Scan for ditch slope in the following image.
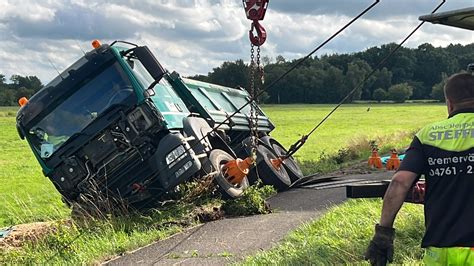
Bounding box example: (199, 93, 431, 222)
(106, 170, 392, 265)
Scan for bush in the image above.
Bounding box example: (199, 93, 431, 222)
(387, 83, 413, 103)
(430, 73, 448, 102)
(372, 88, 387, 102)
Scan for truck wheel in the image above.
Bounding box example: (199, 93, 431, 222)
(256, 144, 291, 191)
(269, 139, 303, 182)
(209, 149, 249, 199)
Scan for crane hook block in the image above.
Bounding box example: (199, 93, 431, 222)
(243, 0, 269, 21)
(243, 0, 269, 46)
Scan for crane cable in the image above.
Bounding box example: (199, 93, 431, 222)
(198, 0, 381, 160)
(139, 0, 381, 189)
(283, 0, 446, 159)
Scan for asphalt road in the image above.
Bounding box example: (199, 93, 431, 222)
(106, 171, 392, 265)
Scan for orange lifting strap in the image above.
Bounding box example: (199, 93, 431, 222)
(386, 149, 401, 170)
(368, 149, 383, 169)
(224, 157, 254, 185)
(270, 157, 283, 170)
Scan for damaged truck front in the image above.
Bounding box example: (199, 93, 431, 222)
(16, 41, 300, 210)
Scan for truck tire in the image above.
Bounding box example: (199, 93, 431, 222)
(209, 149, 249, 199)
(269, 139, 303, 182)
(256, 144, 291, 191)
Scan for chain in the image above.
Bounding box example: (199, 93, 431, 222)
(248, 44, 264, 162)
(249, 44, 258, 162)
(256, 46, 264, 89)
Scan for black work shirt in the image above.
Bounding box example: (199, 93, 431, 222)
(398, 110, 474, 248)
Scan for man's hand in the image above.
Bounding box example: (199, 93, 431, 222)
(365, 224, 395, 266)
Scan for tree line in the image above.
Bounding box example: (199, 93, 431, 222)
(189, 43, 473, 103)
(0, 42, 471, 106)
(0, 74, 43, 106)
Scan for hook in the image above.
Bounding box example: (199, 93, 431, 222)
(249, 20, 267, 46)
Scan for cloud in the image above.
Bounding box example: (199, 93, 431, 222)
(0, 0, 472, 84)
(270, 0, 474, 19)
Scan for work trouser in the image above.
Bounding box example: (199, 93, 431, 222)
(424, 247, 474, 265)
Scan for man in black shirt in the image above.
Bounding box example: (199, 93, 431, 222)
(365, 73, 474, 265)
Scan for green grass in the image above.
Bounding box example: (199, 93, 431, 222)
(263, 103, 446, 173)
(0, 107, 69, 227)
(240, 103, 447, 265)
(264, 103, 446, 158)
(241, 199, 424, 265)
(0, 104, 447, 264)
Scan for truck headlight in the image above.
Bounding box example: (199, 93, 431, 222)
(166, 145, 186, 167)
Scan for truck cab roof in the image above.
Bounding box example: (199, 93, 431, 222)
(419, 7, 474, 30)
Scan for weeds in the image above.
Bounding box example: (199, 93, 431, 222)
(0, 198, 212, 264)
(297, 130, 418, 175)
(0, 175, 276, 264)
(221, 182, 276, 216)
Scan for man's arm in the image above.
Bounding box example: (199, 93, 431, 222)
(379, 170, 418, 227)
(365, 136, 425, 265)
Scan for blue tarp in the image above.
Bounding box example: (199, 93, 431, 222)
(381, 154, 405, 165)
(0, 227, 13, 238)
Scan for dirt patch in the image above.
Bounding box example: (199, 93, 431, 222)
(194, 205, 225, 223)
(0, 222, 54, 250)
(330, 160, 384, 176)
(0, 220, 73, 251)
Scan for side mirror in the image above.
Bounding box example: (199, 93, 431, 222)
(133, 46, 166, 84)
(468, 63, 474, 74)
(144, 88, 156, 98)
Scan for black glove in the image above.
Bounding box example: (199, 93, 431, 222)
(365, 224, 395, 266)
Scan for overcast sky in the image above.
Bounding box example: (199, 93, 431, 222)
(0, 0, 472, 84)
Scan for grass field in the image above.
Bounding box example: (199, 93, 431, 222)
(242, 199, 424, 265)
(265, 103, 446, 173)
(0, 104, 447, 263)
(0, 107, 69, 227)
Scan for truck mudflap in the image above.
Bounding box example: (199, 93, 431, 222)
(148, 132, 201, 190)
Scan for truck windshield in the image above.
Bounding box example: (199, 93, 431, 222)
(27, 62, 135, 158)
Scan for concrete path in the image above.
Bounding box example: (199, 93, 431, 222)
(106, 171, 392, 265)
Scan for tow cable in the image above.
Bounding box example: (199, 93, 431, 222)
(282, 0, 446, 165)
(143, 0, 382, 189)
(100, 0, 446, 192)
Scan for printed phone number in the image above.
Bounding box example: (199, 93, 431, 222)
(429, 165, 474, 176)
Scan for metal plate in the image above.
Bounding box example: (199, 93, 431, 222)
(419, 7, 474, 31)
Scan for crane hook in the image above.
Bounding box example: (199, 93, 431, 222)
(249, 21, 267, 46)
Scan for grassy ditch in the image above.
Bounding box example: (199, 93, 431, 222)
(0, 182, 275, 264)
(241, 199, 425, 265)
(0, 104, 446, 226)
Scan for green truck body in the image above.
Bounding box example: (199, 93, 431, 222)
(15, 41, 290, 209)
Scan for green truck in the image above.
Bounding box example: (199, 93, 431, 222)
(15, 41, 302, 210)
